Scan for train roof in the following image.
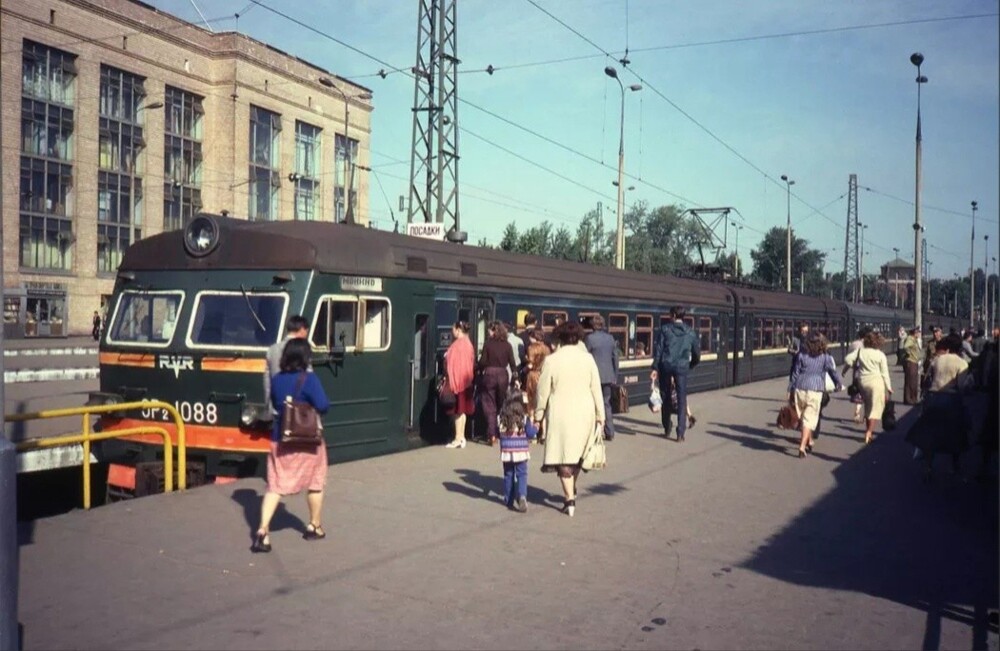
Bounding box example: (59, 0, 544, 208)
(121, 216, 736, 307)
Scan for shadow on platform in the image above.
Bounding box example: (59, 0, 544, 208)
(736, 406, 999, 650)
(231, 487, 307, 538)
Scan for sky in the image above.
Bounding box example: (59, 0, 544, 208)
(154, 0, 1000, 281)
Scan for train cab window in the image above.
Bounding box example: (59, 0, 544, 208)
(699, 317, 713, 353)
(187, 291, 286, 349)
(311, 295, 391, 352)
(635, 314, 653, 358)
(608, 313, 628, 356)
(108, 290, 184, 347)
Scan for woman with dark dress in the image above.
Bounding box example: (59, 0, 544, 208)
(253, 338, 331, 553)
(478, 321, 518, 446)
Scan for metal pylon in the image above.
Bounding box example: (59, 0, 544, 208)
(406, 0, 464, 241)
(843, 174, 859, 301)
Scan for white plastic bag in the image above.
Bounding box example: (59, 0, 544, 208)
(648, 378, 663, 413)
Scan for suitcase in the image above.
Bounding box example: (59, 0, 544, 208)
(611, 384, 629, 414)
(776, 404, 799, 430)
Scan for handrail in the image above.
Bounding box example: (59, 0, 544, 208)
(15, 427, 172, 510)
(6, 400, 187, 496)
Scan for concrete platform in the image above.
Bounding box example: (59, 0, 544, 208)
(15, 371, 999, 650)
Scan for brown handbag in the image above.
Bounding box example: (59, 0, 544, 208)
(280, 373, 323, 446)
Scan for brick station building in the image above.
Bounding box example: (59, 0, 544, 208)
(1, 0, 373, 337)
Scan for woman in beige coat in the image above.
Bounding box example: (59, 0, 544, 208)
(842, 330, 893, 445)
(532, 321, 605, 517)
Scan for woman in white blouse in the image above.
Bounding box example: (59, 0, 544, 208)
(843, 330, 893, 445)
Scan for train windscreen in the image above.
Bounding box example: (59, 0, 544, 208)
(188, 291, 287, 348)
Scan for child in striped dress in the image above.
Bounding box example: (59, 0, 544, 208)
(498, 390, 536, 513)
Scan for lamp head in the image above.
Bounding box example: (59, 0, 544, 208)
(318, 76, 334, 88)
(628, 84, 642, 92)
(780, 174, 787, 182)
(972, 200, 978, 209)
(910, 52, 924, 67)
(604, 66, 618, 79)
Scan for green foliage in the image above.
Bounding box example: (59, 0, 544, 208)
(749, 226, 826, 292)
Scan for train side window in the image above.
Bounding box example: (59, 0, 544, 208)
(761, 319, 773, 349)
(541, 310, 567, 334)
(699, 317, 712, 352)
(755, 318, 763, 349)
(608, 313, 628, 356)
(775, 320, 784, 346)
(578, 311, 599, 334)
(659, 315, 672, 329)
(635, 314, 653, 358)
(311, 295, 391, 353)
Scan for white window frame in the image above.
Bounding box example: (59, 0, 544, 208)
(184, 289, 289, 352)
(309, 293, 392, 353)
(106, 289, 186, 349)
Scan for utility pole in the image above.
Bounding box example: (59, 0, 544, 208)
(407, 0, 465, 242)
(843, 174, 859, 301)
(911, 52, 927, 331)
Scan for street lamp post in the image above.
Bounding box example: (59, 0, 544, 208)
(730, 221, 743, 277)
(605, 66, 641, 270)
(911, 52, 927, 331)
(780, 174, 794, 292)
(984, 233, 990, 331)
(859, 223, 868, 300)
(970, 200, 978, 329)
(133, 101, 163, 242)
(892, 246, 900, 307)
(319, 77, 372, 225)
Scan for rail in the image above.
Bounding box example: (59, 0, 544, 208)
(6, 401, 188, 508)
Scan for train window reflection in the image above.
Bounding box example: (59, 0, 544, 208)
(188, 291, 286, 349)
(109, 290, 184, 347)
(635, 314, 653, 358)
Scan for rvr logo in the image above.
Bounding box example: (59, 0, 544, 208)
(159, 355, 195, 378)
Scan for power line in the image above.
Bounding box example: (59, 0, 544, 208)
(861, 185, 998, 225)
(458, 13, 997, 75)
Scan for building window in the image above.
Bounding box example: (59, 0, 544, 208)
(20, 41, 76, 271)
(334, 134, 358, 222)
(294, 121, 321, 221)
(21, 99, 73, 160)
(22, 40, 76, 105)
(164, 87, 204, 231)
(97, 171, 141, 273)
(249, 105, 281, 221)
(99, 64, 146, 124)
(98, 65, 147, 272)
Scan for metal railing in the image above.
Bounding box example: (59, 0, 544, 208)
(6, 401, 187, 509)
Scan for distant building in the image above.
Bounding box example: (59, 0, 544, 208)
(2, 0, 373, 337)
(880, 257, 915, 308)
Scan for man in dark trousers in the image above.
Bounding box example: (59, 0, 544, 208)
(585, 315, 620, 441)
(651, 306, 700, 442)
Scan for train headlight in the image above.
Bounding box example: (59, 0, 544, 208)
(184, 214, 220, 257)
(240, 404, 258, 426)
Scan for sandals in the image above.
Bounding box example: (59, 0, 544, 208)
(303, 523, 327, 541)
(251, 530, 272, 553)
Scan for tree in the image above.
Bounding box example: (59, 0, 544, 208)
(749, 227, 826, 292)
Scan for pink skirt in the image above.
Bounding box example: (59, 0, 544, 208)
(267, 440, 328, 496)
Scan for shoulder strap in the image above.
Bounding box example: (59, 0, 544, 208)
(293, 371, 308, 400)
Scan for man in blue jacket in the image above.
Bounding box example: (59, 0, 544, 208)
(651, 306, 701, 442)
(585, 315, 620, 441)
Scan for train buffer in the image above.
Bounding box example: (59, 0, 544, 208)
(15, 371, 998, 650)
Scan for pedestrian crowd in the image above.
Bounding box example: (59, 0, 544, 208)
(783, 319, 998, 482)
(250, 310, 998, 552)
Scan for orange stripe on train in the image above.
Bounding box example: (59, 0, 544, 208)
(100, 417, 272, 453)
(200, 357, 267, 373)
(99, 352, 156, 367)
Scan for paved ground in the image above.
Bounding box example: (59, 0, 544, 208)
(15, 370, 999, 650)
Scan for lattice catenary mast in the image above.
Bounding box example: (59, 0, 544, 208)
(843, 174, 860, 302)
(406, 0, 465, 242)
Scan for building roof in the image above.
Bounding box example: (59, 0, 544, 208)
(881, 258, 914, 269)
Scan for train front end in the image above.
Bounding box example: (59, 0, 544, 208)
(92, 215, 311, 488)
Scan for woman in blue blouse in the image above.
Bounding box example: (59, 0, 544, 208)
(253, 338, 331, 553)
(788, 333, 844, 458)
